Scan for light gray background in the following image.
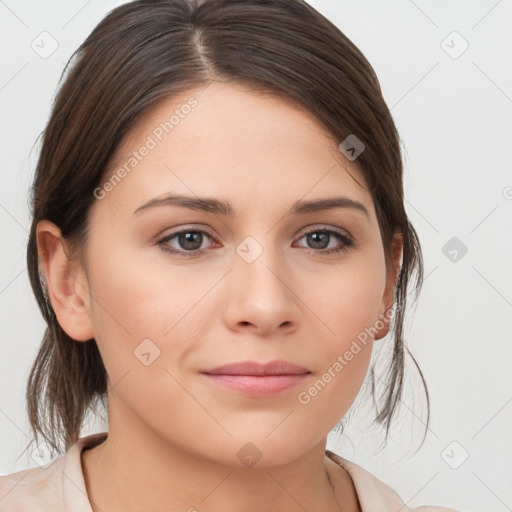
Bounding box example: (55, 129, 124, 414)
(1, 1, 511, 511)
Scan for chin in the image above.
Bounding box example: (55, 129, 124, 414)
(201, 430, 319, 470)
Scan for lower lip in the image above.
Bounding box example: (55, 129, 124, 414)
(202, 374, 310, 397)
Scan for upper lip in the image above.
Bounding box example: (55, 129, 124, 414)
(201, 360, 310, 376)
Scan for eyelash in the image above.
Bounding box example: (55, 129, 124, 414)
(157, 226, 354, 259)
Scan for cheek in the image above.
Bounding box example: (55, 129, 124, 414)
(313, 247, 386, 348)
(296, 250, 386, 422)
(85, 241, 214, 377)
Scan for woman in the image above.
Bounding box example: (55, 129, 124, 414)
(0, 0, 459, 510)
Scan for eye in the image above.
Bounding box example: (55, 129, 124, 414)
(157, 227, 217, 258)
(294, 227, 353, 256)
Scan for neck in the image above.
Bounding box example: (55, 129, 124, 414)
(81, 428, 359, 512)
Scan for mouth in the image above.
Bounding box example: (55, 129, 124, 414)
(200, 360, 311, 397)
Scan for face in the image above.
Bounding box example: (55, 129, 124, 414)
(57, 81, 398, 467)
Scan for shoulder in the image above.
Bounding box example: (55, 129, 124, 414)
(0, 432, 107, 512)
(326, 450, 461, 512)
(0, 456, 67, 511)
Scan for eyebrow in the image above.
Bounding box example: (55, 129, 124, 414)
(133, 193, 370, 220)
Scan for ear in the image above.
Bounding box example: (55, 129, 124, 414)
(36, 220, 94, 342)
(374, 231, 403, 341)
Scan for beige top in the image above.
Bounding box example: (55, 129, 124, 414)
(0, 432, 459, 511)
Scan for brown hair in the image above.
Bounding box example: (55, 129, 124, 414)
(25, 0, 428, 456)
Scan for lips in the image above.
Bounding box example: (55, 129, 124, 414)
(200, 360, 311, 397)
(201, 360, 310, 376)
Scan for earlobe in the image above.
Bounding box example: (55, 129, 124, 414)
(374, 231, 403, 340)
(36, 220, 94, 342)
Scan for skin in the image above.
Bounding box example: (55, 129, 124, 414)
(37, 81, 402, 512)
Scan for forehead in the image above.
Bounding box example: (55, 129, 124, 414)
(92, 81, 373, 221)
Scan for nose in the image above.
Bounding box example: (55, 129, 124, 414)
(223, 241, 301, 337)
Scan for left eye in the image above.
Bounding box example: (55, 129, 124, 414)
(296, 229, 349, 251)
